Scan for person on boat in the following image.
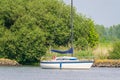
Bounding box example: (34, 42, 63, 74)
(52, 55, 56, 60)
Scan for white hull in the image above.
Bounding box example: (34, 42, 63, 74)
(40, 61, 93, 69)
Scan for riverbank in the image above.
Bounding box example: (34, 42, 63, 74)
(0, 58, 20, 66)
(0, 58, 120, 67)
(93, 59, 120, 67)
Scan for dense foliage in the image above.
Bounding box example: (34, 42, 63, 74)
(109, 41, 120, 59)
(0, 0, 98, 64)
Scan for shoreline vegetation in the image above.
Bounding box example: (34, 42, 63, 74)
(0, 41, 119, 67)
(0, 58, 120, 67)
(93, 59, 120, 67)
(0, 58, 20, 66)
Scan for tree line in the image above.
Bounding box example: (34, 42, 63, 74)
(0, 0, 98, 64)
(95, 24, 120, 59)
(95, 24, 120, 43)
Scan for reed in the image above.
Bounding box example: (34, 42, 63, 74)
(93, 43, 113, 59)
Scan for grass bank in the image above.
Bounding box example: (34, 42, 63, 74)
(0, 58, 20, 66)
(93, 59, 120, 67)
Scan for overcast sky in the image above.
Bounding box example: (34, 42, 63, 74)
(63, 0, 120, 27)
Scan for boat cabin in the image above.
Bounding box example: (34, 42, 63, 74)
(55, 57, 78, 60)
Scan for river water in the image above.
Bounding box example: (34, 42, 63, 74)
(0, 66, 120, 80)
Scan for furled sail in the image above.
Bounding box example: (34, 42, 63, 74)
(51, 48, 73, 54)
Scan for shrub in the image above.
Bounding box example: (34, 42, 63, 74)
(109, 41, 120, 59)
(75, 50, 94, 59)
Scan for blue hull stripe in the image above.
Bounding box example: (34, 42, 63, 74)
(60, 62, 62, 69)
(41, 61, 94, 64)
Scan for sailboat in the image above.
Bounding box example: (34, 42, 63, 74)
(40, 0, 94, 69)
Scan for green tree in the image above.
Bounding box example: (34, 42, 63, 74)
(95, 24, 107, 42)
(74, 14, 98, 49)
(0, 0, 99, 64)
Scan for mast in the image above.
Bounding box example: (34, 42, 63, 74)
(70, 0, 73, 56)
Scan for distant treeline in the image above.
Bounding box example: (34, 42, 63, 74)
(95, 24, 120, 43)
(0, 0, 99, 64)
(95, 24, 120, 59)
